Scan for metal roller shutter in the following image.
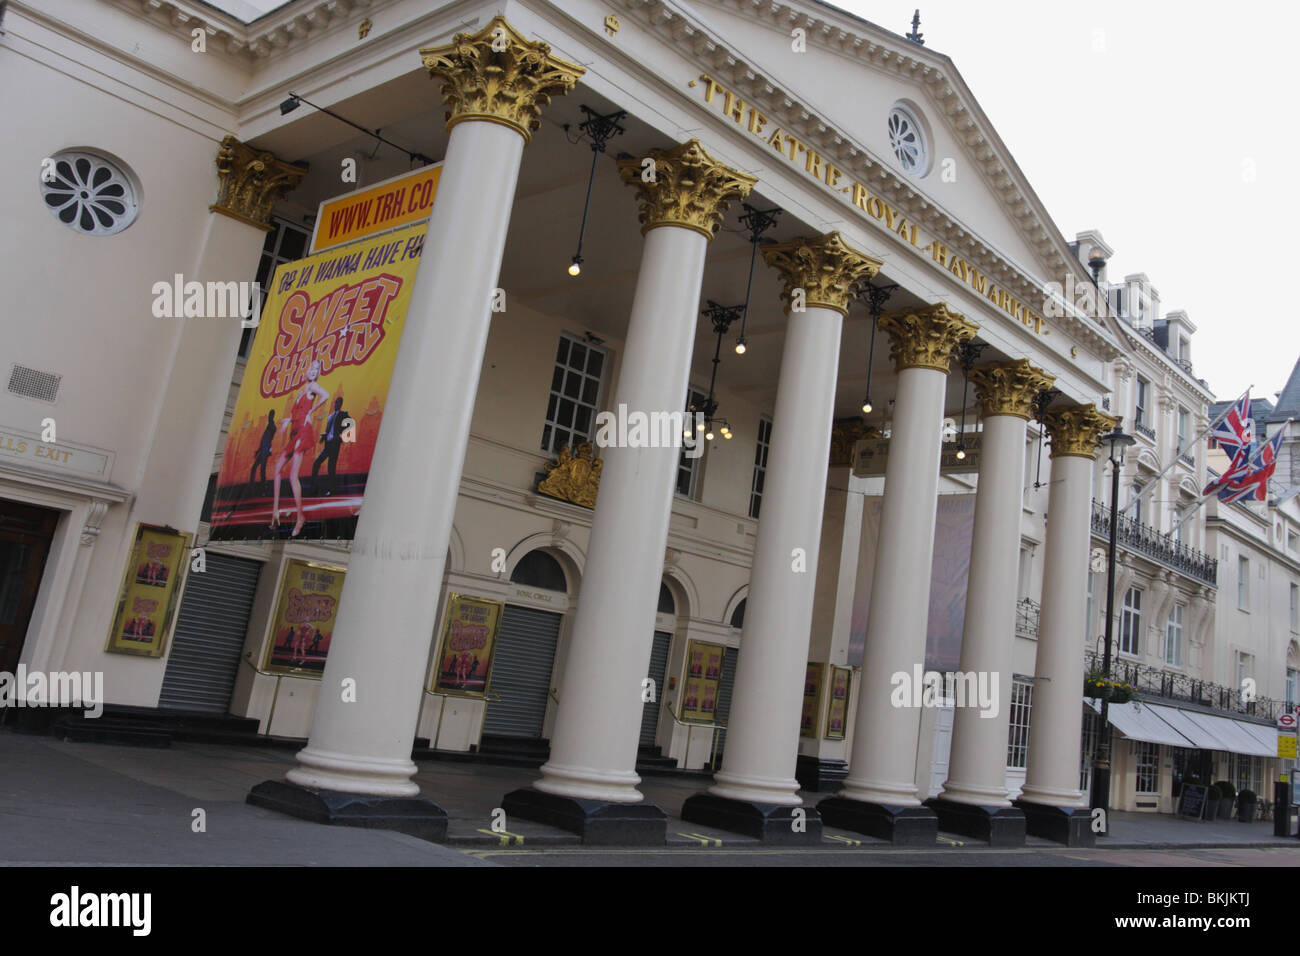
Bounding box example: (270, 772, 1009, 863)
(713, 648, 739, 764)
(483, 605, 562, 739)
(639, 631, 672, 748)
(158, 553, 262, 713)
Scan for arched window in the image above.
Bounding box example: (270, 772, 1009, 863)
(509, 550, 567, 592)
(657, 582, 675, 615)
(730, 598, 746, 629)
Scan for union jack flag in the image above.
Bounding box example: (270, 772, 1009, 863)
(1202, 391, 1254, 496)
(1216, 427, 1285, 503)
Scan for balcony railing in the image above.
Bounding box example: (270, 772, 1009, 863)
(1134, 421, 1156, 440)
(1015, 598, 1040, 639)
(1085, 651, 1283, 723)
(1090, 498, 1218, 587)
(1178, 451, 1195, 466)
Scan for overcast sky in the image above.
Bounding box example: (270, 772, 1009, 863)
(835, 0, 1299, 406)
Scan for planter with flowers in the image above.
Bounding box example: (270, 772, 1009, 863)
(1084, 670, 1136, 704)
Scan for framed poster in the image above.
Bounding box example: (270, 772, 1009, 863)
(825, 666, 851, 740)
(680, 640, 724, 723)
(105, 524, 193, 657)
(262, 559, 346, 677)
(430, 594, 505, 698)
(800, 662, 826, 738)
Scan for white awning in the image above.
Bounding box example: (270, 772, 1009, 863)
(1088, 699, 1278, 757)
(1179, 710, 1276, 757)
(1086, 699, 1195, 747)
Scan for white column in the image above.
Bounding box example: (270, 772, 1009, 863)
(939, 360, 1053, 806)
(285, 20, 584, 797)
(1021, 405, 1111, 806)
(838, 304, 977, 806)
(706, 234, 879, 807)
(532, 141, 755, 803)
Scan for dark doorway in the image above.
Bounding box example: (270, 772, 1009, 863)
(0, 500, 61, 675)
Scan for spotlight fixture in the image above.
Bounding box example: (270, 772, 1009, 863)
(859, 283, 898, 418)
(565, 106, 626, 277)
(280, 95, 301, 115)
(734, 204, 782, 355)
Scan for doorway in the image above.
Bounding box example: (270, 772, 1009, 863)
(0, 500, 61, 675)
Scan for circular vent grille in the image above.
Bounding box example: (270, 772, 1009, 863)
(887, 105, 929, 176)
(40, 151, 139, 236)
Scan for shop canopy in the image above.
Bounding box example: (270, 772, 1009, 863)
(1085, 699, 1277, 757)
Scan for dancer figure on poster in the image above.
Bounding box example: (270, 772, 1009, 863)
(311, 397, 349, 496)
(269, 360, 329, 537)
(249, 411, 276, 486)
(293, 623, 312, 665)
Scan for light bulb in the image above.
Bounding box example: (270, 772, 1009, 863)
(723, 430, 732, 439)
(735, 339, 747, 355)
(697, 421, 705, 431)
(568, 260, 581, 276)
(706, 430, 715, 441)
(683, 429, 692, 439)
(862, 400, 873, 414)
(956, 448, 966, 460)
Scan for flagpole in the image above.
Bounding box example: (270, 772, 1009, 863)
(1125, 384, 1252, 516)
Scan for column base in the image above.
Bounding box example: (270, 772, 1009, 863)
(502, 787, 666, 845)
(925, 797, 1025, 846)
(247, 779, 448, 842)
(795, 755, 849, 793)
(1013, 799, 1096, 847)
(680, 793, 822, 845)
(816, 796, 937, 845)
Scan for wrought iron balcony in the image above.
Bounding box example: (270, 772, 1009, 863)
(1015, 598, 1040, 639)
(1085, 651, 1283, 722)
(1134, 421, 1156, 440)
(1178, 451, 1195, 466)
(1090, 498, 1218, 587)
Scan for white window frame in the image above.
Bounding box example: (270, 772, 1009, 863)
(1291, 582, 1298, 632)
(1135, 377, 1149, 427)
(1119, 586, 1142, 657)
(1238, 555, 1250, 610)
(1134, 740, 1160, 795)
(541, 333, 608, 456)
(1006, 679, 1033, 770)
(676, 386, 709, 500)
(1286, 668, 1298, 707)
(1165, 602, 1184, 667)
(1085, 572, 1095, 646)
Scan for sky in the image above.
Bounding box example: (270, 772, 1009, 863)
(834, 0, 1300, 405)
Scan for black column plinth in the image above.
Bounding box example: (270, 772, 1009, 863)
(1013, 799, 1096, 847)
(680, 792, 823, 844)
(247, 779, 448, 842)
(925, 797, 1025, 846)
(502, 787, 666, 845)
(795, 754, 849, 793)
(816, 796, 937, 844)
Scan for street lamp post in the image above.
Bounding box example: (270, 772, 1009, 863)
(1090, 423, 1136, 834)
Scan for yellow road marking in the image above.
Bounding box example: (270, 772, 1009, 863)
(936, 835, 964, 846)
(826, 834, 862, 846)
(475, 828, 524, 846)
(676, 832, 722, 846)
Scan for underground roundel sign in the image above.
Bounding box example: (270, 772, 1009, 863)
(1278, 713, 1297, 730)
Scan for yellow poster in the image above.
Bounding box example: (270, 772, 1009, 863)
(800, 662, 826, 738)
(262, 559, 346, 677)
(105, 524, 192, 657)
(825, 666, 851, 740)
(431, 595, 505, 698)
(1280, 734, 1297, 759)
(680, 640, 723, 722)
(210, 223, 427, 540)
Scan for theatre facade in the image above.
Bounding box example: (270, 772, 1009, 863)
(5, 0, 1193, 846)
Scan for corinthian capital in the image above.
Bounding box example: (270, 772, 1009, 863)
(419, 15, 585, 143)
(210, 136, 307, 230)
(1043, 403, 1120, 459)
(616, 139, 756, 239)
(877, 303, 978, 374)
(971, 359, 1056, 420)
(761, 232, 882, 316)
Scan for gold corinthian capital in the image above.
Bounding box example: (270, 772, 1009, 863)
(1043, 404, 1120, 459)
(970, 359, 1056, 420)
(419, 16, 585, 143)
(616, 140, 757, 239)
(210, 136, 308, 230)
(761, 232, 882, 316)
(877, 303, 978, 373)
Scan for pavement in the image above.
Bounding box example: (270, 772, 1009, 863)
(2, 728, 1298, 866)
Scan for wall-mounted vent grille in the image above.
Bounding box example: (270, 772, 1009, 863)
(8, 365, 60, 403)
